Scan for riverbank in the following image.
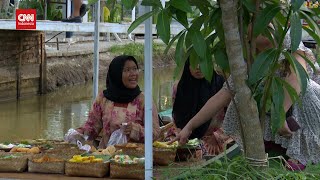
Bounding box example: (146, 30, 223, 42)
(46, 39, 176, 92)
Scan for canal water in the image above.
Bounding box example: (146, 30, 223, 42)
(0, 68, 175, 142)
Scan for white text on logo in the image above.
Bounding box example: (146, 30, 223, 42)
(18, 14, 34, 22)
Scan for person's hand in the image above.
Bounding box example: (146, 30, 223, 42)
(65, 132, 86, 144)
(203, 132, 223, 155)
(174, 128, 181, 136)
(169, 126, 192, 145)
(122, 122, 133, 135)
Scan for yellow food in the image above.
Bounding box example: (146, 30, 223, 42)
(153, 141, 178, 148)
(93, 145, 118, 156)
(90, 145, 97, 152)
(68, 155, 104, 163)
(106, 145, 116, 154)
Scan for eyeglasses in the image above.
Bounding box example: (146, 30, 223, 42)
(123, 67, 139, 73)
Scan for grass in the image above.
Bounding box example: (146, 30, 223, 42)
(109, 42, 174, 64)
(164, 155, 320, 180)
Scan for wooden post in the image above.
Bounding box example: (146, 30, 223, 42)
(16, 36, 22, 99)
(56, 37, 59, 50)
(39, 32, 47, 94)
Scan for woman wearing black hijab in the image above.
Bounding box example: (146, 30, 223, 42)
(172, 59, 230, 155)
(66, 55, 160, 148)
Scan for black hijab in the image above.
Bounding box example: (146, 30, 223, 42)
(103, 55, 141, 103)
(172, 59, 225, 139)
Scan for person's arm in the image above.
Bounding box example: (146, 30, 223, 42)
(77, 93, 104, 140)
(283, 50, 307, 112)
(173, 88, 233, 144)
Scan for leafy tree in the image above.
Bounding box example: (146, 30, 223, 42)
(124, 0, 320, 165)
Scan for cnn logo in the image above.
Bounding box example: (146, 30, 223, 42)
(16, 9, 36, 29)
(18, 14, 34, 22)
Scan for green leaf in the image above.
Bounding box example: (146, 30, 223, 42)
(176, 9, 189, 28)
(290, 12, 302, 52)
(270, 78, 285, 134)
(248, 49, 277, 85)
(302, 26, 320, 46)
(297, 52, 317, 73)
(189, 49, 199, 70)
(275, 11, 287, 27)
(253, 4, 281, 36)
(169, 0, 192, 13)
(121, 0, 138, 10)
(205, 32, 217, 46)
(242, 0, 255, 12)
(200, 50, 213, 82)
(174, 50, 190, 80)
(141, 0, 162, 7)
(128, 9, 157, 34)
(156, 9, 171, 44)
(299, 11, 320, 35)
(277, 77, 301, 106)
(175, 32, 186, 67)
(209, 8, 221, 28)
(189, 0, 211, 15)
(88, 0, 99, 5)
(185, 30, 192, 50)
(213, 47, 229, 73)
(190, 15, 205, 31)
(283, 51, 309, 94)
(164, 30, 185, 54)
(291, 0, 304, 12)
(189, 29, 207, 59)
(274, 20, 285, 42)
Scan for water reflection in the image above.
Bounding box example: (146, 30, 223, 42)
(0, 68, 174, 142)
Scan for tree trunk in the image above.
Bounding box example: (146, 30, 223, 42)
(219, 0, 266, 165)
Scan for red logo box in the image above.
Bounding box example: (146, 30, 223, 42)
(16, 9, 37, 30)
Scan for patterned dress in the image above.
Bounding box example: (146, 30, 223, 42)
(77, 92, 160, 149)
(223, 36, 320, 165)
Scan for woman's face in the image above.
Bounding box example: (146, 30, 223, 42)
(255, 35, 273, 54)
(122, 60, 139, 89)
(189, 64, 204, 79)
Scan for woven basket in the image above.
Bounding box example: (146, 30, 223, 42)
(153, 148, 176, 166)
(0, 156, 28, 172)
(65, 161, 110, 177)
(28, 160, 65, 174)
(110, 162, 144, 179)
(175, 147, 200, 162)
(115, 143, 144, 157)
(44, 146, 86, 159)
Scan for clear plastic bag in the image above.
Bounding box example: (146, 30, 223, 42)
(64, 128, 87, 144)
(76, 140, 92, 152)
(107, 128, 127, 146)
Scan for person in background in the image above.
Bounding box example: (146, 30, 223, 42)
(65, 55, 160, 148)
(173, 33, 320, 171)
(62, 0, 87, 23)
(171, 59, 232, 155)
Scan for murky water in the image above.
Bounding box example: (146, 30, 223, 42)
(0, 68, 175, 142)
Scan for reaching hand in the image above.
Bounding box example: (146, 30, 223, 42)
(203, 132, 224, 155)
(64, 129, 85, 144)
(169, 126, 192, 145)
